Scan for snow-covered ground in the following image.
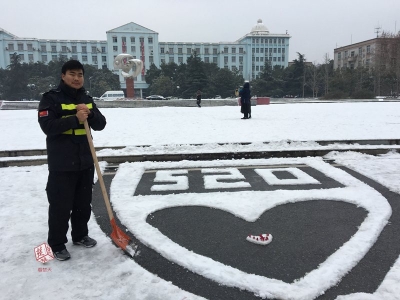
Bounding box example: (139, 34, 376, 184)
(1, 102, 400, 300)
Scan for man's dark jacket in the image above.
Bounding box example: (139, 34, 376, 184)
(38, 80, 106, 171)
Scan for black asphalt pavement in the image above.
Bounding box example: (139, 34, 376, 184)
(92, 161, 400, 300)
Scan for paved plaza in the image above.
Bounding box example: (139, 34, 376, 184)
(92, 158, 400, 300)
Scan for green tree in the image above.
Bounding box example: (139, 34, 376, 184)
(182, 53, 208, 98)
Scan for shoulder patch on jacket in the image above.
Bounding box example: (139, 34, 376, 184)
(39, 110, 49, 117)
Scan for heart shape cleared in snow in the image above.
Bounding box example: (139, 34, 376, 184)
(111, 158, 392, 299)
(146, 201, 367, 283)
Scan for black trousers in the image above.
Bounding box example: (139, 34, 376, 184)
(46, 166, 94, 252)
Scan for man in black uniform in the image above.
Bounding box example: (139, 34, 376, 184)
(38, 60, 106, 261)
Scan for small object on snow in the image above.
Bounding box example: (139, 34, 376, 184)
(246, 233, 273, 245)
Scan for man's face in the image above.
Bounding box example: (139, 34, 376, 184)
(61, 69, 84, 89)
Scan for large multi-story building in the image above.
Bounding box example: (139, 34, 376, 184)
(0, 19, 290, 96)
(333, 38, 378, 70)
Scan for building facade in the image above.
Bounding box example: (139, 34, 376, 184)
(333, 38, 378, 70)
(0, 19, 290, 96)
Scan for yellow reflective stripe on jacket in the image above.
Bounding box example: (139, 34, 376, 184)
(61, 103, 93, 110)
(60, 103, 93, 135)
(62, 128, 87, 135)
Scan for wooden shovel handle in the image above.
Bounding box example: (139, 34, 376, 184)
(84, 120, 114, 221)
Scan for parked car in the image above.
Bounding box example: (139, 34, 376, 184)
(146, 95, 165, 100)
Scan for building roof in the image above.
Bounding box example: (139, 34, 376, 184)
(251, 19, 269, 35)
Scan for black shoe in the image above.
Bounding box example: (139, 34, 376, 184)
(73, 236, 97, 248)
(54, 249, 71, 261)
(241, 117, 248, 119)
(249, 115, 251, 119)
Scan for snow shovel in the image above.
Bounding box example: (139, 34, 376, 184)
(84, 120, 136, 256)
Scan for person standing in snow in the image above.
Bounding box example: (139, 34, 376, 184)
(239, 82, 251, 119)
(38, 60, 107, 261)
(196, 90, 202, 108)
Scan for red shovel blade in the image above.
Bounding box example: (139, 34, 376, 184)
(110, 219, 132, 251)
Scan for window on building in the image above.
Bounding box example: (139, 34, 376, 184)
(273, 57, 277, 61)
(213, 48, 218, 55)
(101, 47, 106, 53)
(256, 57, 259, 62)
(150, 56, 154, 63)
(239, 56, 243, 63)
(131, 46, 136, 52)
(18, 44, 24, 51)
(112, 36, 117, 43)
(260, 48, 263, 53)
(91, 46, 96, 53)
(161, 47, 164, 54)
(92, 55, 97, 63)
(169, 47, 174, 54)
(213, 57, 217, 64)
(113, 46, 118, 51)
(161, 58, 165, 64)
(196, 47, 200, 54)
(42, 55, 47, 62)
(278, 57, 281, 62)
(232, 48, 236, 54)
(232, 56, 236, 63)
(8, 44, 14, 51)
(51, 45, 56, 52)
(256, 66, 259, 71)
(102, 56, 107, 62)
(72, 55, 78, 60)
(187, 48, 191, 54)
(278, 48, 281, 53)
(274, 48, 277, 53)
(82, 55, 87, 62)
(366, 45, 371, 53)
(40, 45, 46, 52)
(260, 57, 264, 62)
(177, 48, 182, 54)
(205, 57, 209, 63)
(27, 44, 33, 51)
(224, 56, 228, 64)
(130, 37, 135, 43)
(28, 54, 33, 62)
(139, 37, 144, 43)
(205, 48, 209, 55)
(239, 48, 243, 54)
(239, 65, 243, 72)
(82, 46, 87, 53)
(62, 46, 67, 52)
(72, 46, 77, 52)
(52, 55, 57, 61)
(351, 51, 355, 57)
(282, 56, 285, 62)
(274, 39, 277, 44)
(169, 57, 174, 63)
(338, 52, 341, 60)
(178, 57, 183, 64)
(256, 48, 259, 53)
(148, 37, 153, 44)
(224, 47, 228, 53)
(344, 50, 348, 58)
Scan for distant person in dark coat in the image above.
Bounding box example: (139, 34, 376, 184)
(239, 82, 251, 119)
(196, 90, 202, 107)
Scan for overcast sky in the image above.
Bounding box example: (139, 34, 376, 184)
(2, 0, 400, 64)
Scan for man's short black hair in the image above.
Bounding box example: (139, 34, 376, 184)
(61, 60, 85, 75)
